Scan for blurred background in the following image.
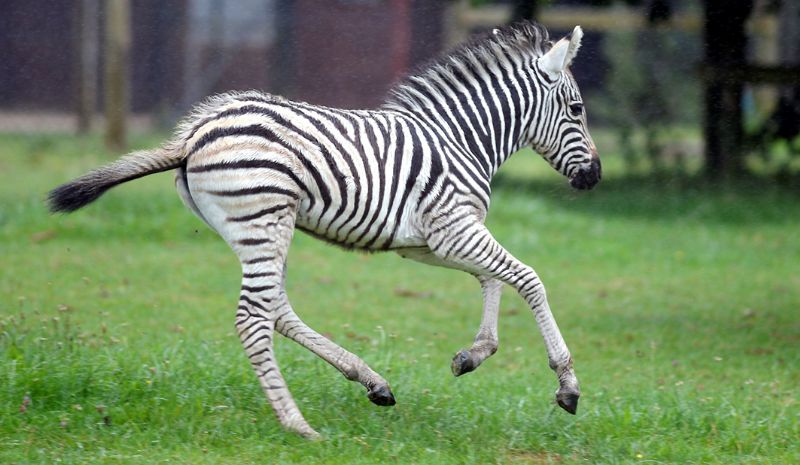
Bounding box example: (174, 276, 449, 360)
(1, 0, 799, 181)
(1, 4, 798, 461)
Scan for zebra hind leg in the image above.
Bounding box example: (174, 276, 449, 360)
(272, 287, 396, 407)
(229, 204, 394, 439)
(230, 205, 321, 438)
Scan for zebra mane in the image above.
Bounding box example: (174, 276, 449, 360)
(384, 20, 552, 110)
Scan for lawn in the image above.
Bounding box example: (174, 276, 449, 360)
(1, 132, 798, 464)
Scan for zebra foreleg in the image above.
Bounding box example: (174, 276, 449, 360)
(451, 276, 502, 376)
(396, 247, 502, 376)
(272, 285, 396, 406)
(428, 223, 580, 415)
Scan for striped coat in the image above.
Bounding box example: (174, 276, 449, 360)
(49, 21, 600, 438)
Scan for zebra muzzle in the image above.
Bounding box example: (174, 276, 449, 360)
(569, 157, 601, 190)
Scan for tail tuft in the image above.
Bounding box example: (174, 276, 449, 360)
(47, 174, 116, 213)
(47, 147, 185, 214)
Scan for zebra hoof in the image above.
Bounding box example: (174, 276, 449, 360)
(451, 350, 475, 377)
(555, 389, 579, 415)
(367, 384, 396, 406)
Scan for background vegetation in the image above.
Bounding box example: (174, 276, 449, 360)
(1, 132, 798, 464)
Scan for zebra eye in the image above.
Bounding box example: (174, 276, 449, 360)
(569, 102, 584, 116)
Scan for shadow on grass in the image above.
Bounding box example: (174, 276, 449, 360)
(492, 172, 800, 226)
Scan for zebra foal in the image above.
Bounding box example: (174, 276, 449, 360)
(49, 21, 601, 438)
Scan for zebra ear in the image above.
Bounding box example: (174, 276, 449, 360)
(538, 25, 583, 79)
(565, 26, 583, 66)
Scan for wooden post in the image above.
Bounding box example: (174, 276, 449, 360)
(181, 0, 224, 112)
(105, 0, 130, 151)
(271, 0, 295, 98)
(390, 0, 411, 82)
(774, 0, 800, 140)
(509, 0, 540, 22)
(75, 0, 99, 134)
(702, 0, 753, 178)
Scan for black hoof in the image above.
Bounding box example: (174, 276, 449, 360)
(451, 350, 475, 377)
(367, 384, 396, 407)
(556, 391, 579, 415)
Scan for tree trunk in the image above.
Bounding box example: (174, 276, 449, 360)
(75, 0, 98, 134)
(702, 0, 753, 178)
(181, 0, 225, 112)
(271, 0, 295, 98)
(509, 0, 539, 22)
(390, 0, 411, 82)
(773, 0, 800, 141)
(104, 0, 130, 151)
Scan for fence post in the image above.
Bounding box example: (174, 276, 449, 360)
(702, 0, 752, 178)
(76, 0, 99, 134)
(105, 0, 130, 151)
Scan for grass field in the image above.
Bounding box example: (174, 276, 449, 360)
(1, 132, 798, 464)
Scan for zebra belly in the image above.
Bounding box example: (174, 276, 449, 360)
(295, 198, 426, 251)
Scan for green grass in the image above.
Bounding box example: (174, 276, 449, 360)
(1, 132, 798, 464)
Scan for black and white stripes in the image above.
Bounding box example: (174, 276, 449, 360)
(49, 21, 601, 438)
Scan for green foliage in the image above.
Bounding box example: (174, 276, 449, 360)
(745, 133, 800, 182)
(1, 133, 799, 464)
(588, 28, 702, 173)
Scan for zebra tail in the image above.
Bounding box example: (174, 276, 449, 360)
(47, 144, 185, 213)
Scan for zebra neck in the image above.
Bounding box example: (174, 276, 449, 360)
(468, 62, 537, 178)
(383, 67, 534, 182)
(450, 80, 528, 180)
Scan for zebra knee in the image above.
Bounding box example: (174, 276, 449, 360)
(518, 279, 546, 307)
(483, 338, 499, 356)
(473, 329, 498, 353)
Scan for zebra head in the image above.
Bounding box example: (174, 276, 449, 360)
(529, 26, 601, 190)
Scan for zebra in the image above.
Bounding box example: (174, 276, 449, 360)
(48, 21, 600, 439)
